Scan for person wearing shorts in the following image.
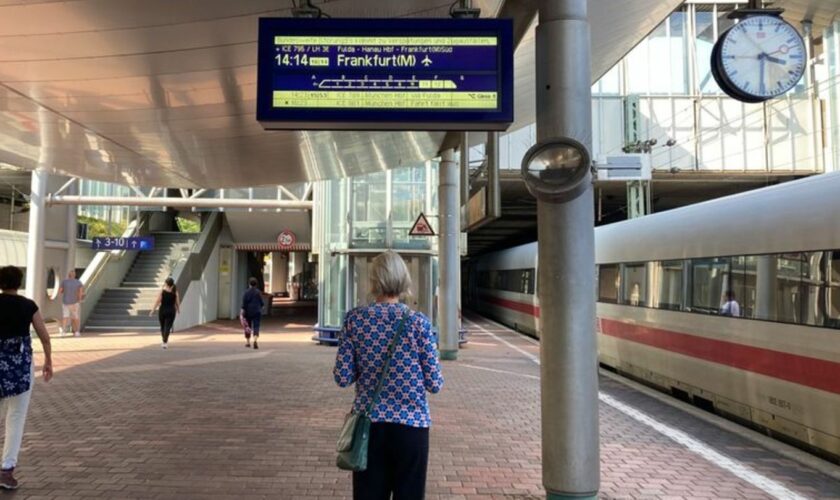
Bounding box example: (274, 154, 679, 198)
(58, 271, 83, 337)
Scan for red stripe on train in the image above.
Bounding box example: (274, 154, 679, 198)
(600, 318, 840, 395)
(479, 292, 840, 394)
(480, 293, 541, 317)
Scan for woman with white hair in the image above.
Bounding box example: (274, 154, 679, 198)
(334, 250, 444, 500)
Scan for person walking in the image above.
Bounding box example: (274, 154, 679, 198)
(149, 277, 179, 349)
(333, 250, 444, 500)
(241, 278, 264, 349)
(0, 266, 53, 490)
(58, 270, 83, 337)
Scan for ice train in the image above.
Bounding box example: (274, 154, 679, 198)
(467, 172, 840, 462)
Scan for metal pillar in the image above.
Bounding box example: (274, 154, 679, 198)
(25, 169, 49, 306)
(486, 131, 501, 218)
(460, 131, 470, 208)
(626, 180, 651, 219)
(9, 188, 14, 230)
(438, 148, 460, 360)
(65, 180, 78, 276)
(536, 1, 599, 498)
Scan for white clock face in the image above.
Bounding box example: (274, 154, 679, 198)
(719, 15, 806, 99)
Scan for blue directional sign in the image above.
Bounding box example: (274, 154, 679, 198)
(257, 18, 513, 131)
(92, 236, 155, 251)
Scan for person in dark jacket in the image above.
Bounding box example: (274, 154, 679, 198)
(241, 277, 264, 349)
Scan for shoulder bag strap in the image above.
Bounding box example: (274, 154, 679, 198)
(364, 305, 410, 416)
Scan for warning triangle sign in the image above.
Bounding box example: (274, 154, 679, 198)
(409, 212, 436, 236)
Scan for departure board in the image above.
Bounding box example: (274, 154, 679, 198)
(257, 18, 513, 131)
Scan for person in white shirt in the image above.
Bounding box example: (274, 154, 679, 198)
(720, 290, 741, 317)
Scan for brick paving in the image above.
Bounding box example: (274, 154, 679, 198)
(1, 311, 838, 499)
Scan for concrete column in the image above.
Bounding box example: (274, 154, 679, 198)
(438, 148, 459, 360)
(271, 252, 289, 294)
(25, 168, 49, 306)
(536, 1, 599, 498)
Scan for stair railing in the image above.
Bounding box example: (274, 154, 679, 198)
(79, 214, 150, 328)
(171, 212, 223, 303)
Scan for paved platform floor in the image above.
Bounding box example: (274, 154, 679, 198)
(3, 312, 839, 499)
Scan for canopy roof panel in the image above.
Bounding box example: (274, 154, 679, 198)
(0, 0, 835, 188)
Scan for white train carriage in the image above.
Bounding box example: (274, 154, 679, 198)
(469, 172, 840, 461)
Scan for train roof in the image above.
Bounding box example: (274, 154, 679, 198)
(595, 172, 840, 263)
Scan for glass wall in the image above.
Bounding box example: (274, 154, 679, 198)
(77, 179, 134, 237)
(314, 161, 440, 329)
(492, 2, 826, 175)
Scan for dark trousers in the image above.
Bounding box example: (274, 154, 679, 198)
(246, 314, 261, 337)
(159, 310, 176, 343)
(353, 423, 429, 500)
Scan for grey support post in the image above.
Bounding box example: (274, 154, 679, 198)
(438, 148, 460, 360)
(530, 1, 600, 498)
(65, 179, 78, 277)
(25, 168, 49, 306)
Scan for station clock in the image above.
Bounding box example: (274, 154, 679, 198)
(711, 14, 806, 103)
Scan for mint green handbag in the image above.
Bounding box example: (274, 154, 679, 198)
(336, 309, 409, 472)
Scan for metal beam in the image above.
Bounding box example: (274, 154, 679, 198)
(53, 177, 78, 197)
(278, 185, 299, 201)
(46, 195, 312, 210)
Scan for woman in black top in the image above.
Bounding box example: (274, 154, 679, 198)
(150, 277, 180, 349)
(0, 266, 53, 490)
(241, 277, 264, 349)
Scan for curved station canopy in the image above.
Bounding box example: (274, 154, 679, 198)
(0, 0, 835, 188)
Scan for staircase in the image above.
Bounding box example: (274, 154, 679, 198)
(85, 232, 197, 332)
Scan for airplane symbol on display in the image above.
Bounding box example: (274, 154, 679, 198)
(422, 56, 432, 67)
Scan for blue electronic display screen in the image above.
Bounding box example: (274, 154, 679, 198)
(257, 18, 513, 131)
(92, 236, 155, 251)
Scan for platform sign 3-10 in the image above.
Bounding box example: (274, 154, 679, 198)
(92, 236, 155, 251)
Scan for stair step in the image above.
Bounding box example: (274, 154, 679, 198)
(89, 312, 157, 318)
(87, 316, 159, 323)
(84, 326, 160, 332)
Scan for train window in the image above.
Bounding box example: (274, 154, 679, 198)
(829, 252, 840, 328)
(652, 260, 683, 311)
(730, 256, 756, 319)
(774, 253, 805, 325)
(521, 269, 535, 295)
(621, 263, 646, 306)
(689, 257, 730, 314)
(801, 252, 826, 327)
(598, 264, 620, 304)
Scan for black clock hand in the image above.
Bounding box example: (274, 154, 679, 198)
(759, 56, 766, 94)
(765, 54, 786, 65)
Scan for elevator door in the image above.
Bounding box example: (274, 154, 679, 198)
(350, 254, 432, 319)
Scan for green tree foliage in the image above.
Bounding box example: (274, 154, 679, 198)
(176, 217, 200, 233)
(78, 215, 127, 238)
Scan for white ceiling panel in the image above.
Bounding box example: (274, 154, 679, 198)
(0, 0, 834, 188)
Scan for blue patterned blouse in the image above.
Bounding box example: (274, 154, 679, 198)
(333, 303, 444, 428)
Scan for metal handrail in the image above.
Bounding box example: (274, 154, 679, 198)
(80, 215, 147, 288)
